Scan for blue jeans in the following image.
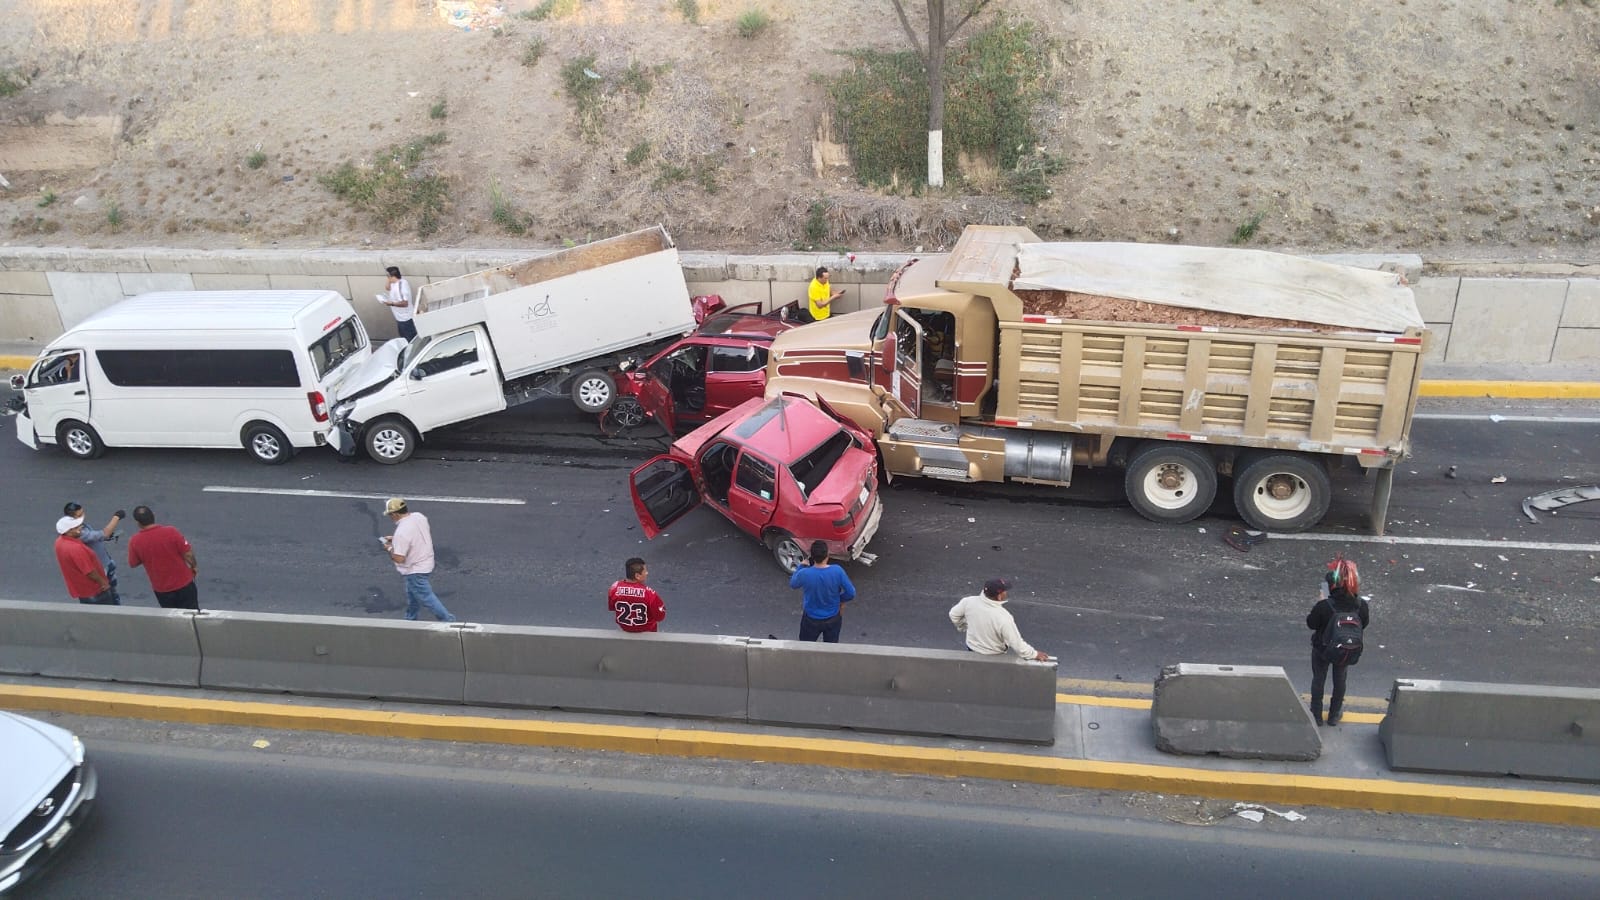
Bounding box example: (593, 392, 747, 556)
(798, 612, 841, 643)
(404, 573, 456, 622)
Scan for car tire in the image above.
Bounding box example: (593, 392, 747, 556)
(1123, 442, 1217, 524)
(56, 419, 105, 460)
(767, 531, 807, 574)
(1233, 452, 1331, 533)
(570, 369, 616, 414)
(364, 417, 417, 465)
(604, 396, 647, 430)
(243, 422, 294, 465)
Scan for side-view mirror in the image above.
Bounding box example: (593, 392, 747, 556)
(8, 374, 24, 390)
(409, 367, 425, 380)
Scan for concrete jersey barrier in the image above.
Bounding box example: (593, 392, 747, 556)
(462, 625, 750, 719)
(0, 598, 200, 687)
(1151, 663, 1322, 761)
(1379, 678, 1600, 783)
(746, 639, 1058, 744)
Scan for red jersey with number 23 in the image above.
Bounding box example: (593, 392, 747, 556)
(607, 580, 666, 633)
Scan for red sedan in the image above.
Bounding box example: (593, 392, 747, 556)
(628, 394, 883, 572)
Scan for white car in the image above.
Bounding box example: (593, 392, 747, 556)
(0, 712, 97, 893)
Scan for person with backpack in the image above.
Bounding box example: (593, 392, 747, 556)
(1305, 557, 1371, 726)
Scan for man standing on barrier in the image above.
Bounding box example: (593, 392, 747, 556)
(607, 557, 666, 633)
(381, 498, 457, 623)
(789, 540, 855, 643)
(948, 577, 1052, 662)
(53, 515, 115, 605)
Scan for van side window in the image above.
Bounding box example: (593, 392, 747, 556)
(97, 350, 300, 388)
(35, 352, 81, 386)
(734, 451, 777, 501)
(413, 332, 479, 378)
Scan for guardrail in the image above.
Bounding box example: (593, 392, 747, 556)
(1379, 678, 1600, 784)
(0, 600, 1057, 744)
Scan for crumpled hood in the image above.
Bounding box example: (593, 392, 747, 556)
(0, 712, 77, 827)
(333, 338, 407, 401)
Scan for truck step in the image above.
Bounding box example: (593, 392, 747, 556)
(919, 464, 973, 481)
(889, 418, 962, 444)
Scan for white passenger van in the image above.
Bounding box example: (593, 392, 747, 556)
(8, 290, 373, 464)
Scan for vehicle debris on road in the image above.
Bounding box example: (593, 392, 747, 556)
(1521, 484, 1600, 523)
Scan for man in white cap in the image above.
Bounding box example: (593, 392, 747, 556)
(380, 498, 456, 622)
(53, 515, 115, 604)
(948, 577, 1051, 662)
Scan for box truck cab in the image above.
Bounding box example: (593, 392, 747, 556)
(8, 290, 372, 464)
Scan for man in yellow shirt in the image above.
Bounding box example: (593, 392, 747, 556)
(806, 266, 845, 323)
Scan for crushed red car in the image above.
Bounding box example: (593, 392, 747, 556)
(603, 297, 800, 435)
(628, 393, 883, 572)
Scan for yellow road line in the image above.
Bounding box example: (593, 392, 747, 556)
(3, 684, 1594, 827)
(1057, 679, 1389, 712)
(1059, 693, 1383, 724)
(1418, 380, 1600, 399)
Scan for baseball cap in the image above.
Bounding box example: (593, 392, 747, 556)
(984, 577, 1012, 595)
(56, 515, 84, 535)
(384, 498, 407, 515)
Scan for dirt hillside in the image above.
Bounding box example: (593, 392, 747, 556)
(1, 0, 1597, 258)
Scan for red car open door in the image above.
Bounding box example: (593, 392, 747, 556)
(628, 455, 702, 538)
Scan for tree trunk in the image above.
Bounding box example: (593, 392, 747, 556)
(926, 1, 946, 187)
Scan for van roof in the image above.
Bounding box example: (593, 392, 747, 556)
(71, 291, 350, 332)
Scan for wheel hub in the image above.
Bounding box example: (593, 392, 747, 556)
(1264, 474, 1298, 500)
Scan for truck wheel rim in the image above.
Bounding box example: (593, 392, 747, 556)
(66, 429, 93, 455)
(372, 429, 407, 459)
(252, 433, 281, 459)
(1251, 472, 1311, 519)
(1141, 463, 1197, 510)
(577, 378, 610, 407)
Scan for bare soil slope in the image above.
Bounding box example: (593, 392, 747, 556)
(0, 0, 1597, 257)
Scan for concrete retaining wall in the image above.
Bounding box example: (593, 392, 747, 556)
(0, 598, 200, 686)
(1150, 663, 1322, 761)
(1379, 678, 1600, 783)
(2, 245, 1597, 364)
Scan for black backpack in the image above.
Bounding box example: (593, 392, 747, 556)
(1319, 599, 1364, 666)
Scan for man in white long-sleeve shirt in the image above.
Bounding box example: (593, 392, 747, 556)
(949, 577, 1052, 662)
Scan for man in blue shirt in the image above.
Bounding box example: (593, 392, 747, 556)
(789, 540, 856, 643)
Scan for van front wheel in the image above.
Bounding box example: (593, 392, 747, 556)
(56, 420, 105, 460)
(243, 423, 293, 465)
(364, 418, 416, 465)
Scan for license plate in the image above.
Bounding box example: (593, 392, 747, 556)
(45, 821, 71, 849)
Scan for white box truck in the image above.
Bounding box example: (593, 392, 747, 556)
(331, 226, 697, 463)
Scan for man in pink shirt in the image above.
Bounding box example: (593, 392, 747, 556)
(126, 505, 200, 610)
(381, 498, 456, 622)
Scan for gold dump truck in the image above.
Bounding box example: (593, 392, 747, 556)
(764, 225, 1427, 533)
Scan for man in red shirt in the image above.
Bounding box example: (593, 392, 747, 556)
(54, 515, 115, 604)
(126, 505, 200, 610)
(607, 557, 666, 633)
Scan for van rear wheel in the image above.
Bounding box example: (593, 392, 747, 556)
(56, 420, 105, 460)
(364, 418, 417, 465)
(243, 423, 293, 465)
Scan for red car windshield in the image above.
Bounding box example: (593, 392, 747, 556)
(787, 430, 856, 500)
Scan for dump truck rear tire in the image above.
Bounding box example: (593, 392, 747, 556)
(1233, 452, 1331, 532)
(1124, 443, 1217, 524)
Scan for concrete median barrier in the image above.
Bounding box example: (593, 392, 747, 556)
(745, 640, 1057, 744)
(0, 599, 200, 686)
(1379, 678, 1600, 783)
(194, 610, 465, 703)
(1151, 663, 1322, 761)
(462, 626, 750, 719)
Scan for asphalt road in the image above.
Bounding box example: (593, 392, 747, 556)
(2, 398, 1597, 694)
(26, 721, 1600, 899)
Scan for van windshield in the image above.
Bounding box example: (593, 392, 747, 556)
(787, 430, 854, 499)
(308, 317, 366, 379)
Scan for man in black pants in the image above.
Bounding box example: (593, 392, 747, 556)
(1305, 558, 1371, 726)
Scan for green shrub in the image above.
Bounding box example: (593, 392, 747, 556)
(319, 132, 451, 238)
(521, 37, 545, 68)
(429, 98, 448, 119)
(735, 8, 771, 39)
(804, 200, 828, 243)
(1006, 149, 1064, 204)
(521, 0, 579, 20)
(561, 54, 605, 138)
(37, 190, 57, 208)
(489, 182, 528, 235)
(1231, 212, 1265, 245)
(620, 61, 652, 96)
(106, 203, 124, 229)
(0, 69, 25, 97)
(676, 0, 701, 24)
(246, 150, 268, 169)
(625, 141, 651, 167)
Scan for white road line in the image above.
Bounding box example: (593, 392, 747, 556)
(1413, 413, 1600, 424)
(1268, 532, 1600, 553)
(202, 486, 526, 505)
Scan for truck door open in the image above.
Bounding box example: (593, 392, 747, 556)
(629, 455, 702, 538)
(872, 308, 922, 417)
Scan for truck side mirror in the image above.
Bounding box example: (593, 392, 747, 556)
(409, 367, 425, 380)
(8, 374, 23, 390)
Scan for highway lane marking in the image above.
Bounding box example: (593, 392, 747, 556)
(202, 486, 526, 505)
(1413, 413, 1600, 424)
(1269, 533, 1600, 553)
